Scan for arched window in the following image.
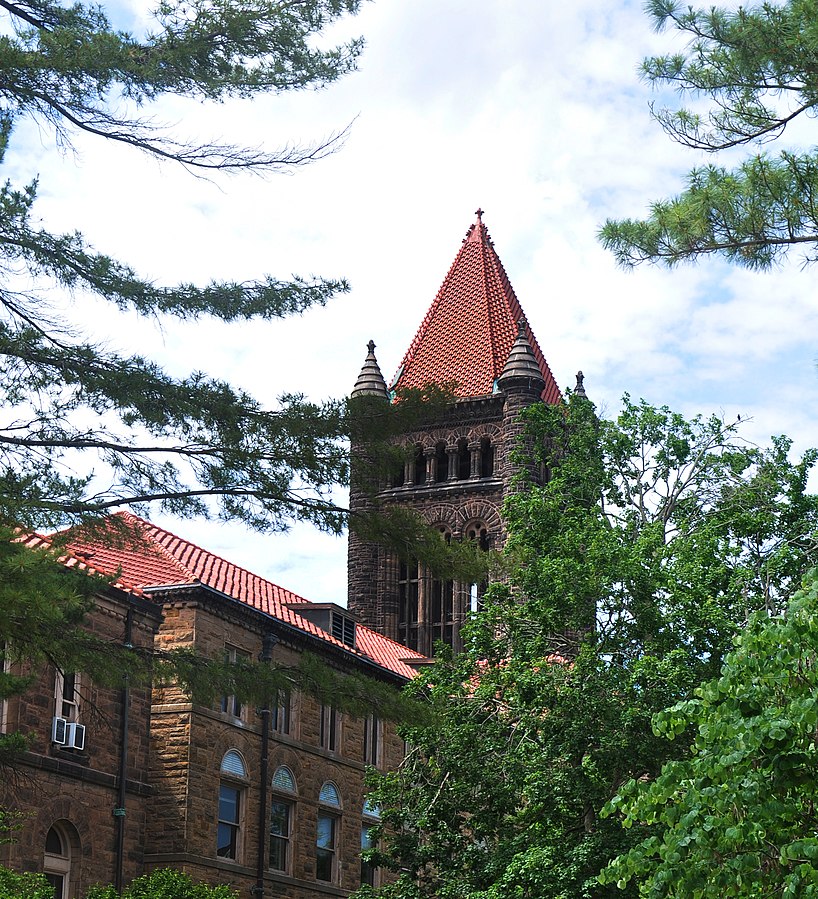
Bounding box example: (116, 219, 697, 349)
(218, 751, 247, 860)
(480, 437, 494, 478)
(270, 767, 296, 873)
(430, 528, 455, 650)
(434, 441, 448, 483)
(457, 438, 470, 479)
(43, 823, 72, 899)
(465, 522, 492, 614)
(413, 445, 425, 486)
(316, 782, 341, 883)
(361, 800, 382, 887)
(398, 560, 419, 650)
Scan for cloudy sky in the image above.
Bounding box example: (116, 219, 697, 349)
(13, 0, 818, 603)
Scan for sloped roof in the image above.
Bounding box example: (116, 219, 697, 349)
(392, 211, 562, 404)
(31, 513, 423, 681)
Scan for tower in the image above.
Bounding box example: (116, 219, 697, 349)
(348, 211, 563, 655)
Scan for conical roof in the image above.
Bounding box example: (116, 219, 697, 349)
(352, 340, 389, 399)
(391, 210, 561, 404)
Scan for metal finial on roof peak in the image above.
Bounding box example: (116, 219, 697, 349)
(517, 318, 527, 336)
(475, 207, 485, 223)
(351, 340, 389, 399)
(575, 370, 587, 398)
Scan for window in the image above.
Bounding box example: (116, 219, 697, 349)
(361, 801, 381, 888)
(269, 766, 296, 873)
(43, 823, 72, 899)
(272, 690, 291, 736)
(457, 438, 471, 479)
(55, 670, 80, 722)
(398, 560, 419, 650)
(319, 703, 339, 752)
(413, 445, 426, 486)
(465, 522, 492, 614)
(363, 714, 381, 767)
(434, 441, 448, 482)
(316, 782, 341, 883)
(218, 751, 246, 860)
(220, 647, 250, 719)
(480, 437, 494, 477)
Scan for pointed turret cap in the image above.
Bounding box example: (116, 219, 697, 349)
(497, 319, 546, 393)
(352, 340, 389, 399)
(391, 210, 561, 403)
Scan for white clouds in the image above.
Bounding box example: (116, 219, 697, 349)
(11, 0, 818, 602)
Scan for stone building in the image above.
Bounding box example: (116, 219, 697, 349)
(348, 210, 566, 656)
(1, 513, 423, 899)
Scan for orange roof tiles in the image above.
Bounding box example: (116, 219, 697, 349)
(47, 513, 424, 681)
(392, 211, 562, 404)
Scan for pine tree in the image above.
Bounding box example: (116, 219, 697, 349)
(600, 0, 818, 269)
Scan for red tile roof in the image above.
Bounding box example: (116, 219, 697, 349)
(36, 513, 424, 680)
(392, 211, 562, 404)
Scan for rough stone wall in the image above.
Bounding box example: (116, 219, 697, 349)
(144, 599, 405, 899)
(0, 593, 159, 893)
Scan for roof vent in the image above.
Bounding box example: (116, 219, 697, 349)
(286, 602, 357, 649)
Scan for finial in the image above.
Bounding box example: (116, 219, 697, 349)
(475, 207, 484, 222)
(575, 370, 587, 398)
(367, 339, 376, 355)
(517, 317, 527, 337)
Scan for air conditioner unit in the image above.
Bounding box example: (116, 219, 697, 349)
(52, 716, 67, 745)
(67, 722, 86, 751)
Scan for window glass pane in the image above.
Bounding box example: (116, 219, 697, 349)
(269, 801, 290, 872)
(272, 766, 295, 792)
(319, 782, 340, 806)
(45, 826, 63, 855)
(316, 814, 334, 849)
(219, 785, 240, 823)
(220, 750, 246, 777)
(316, 814, 335, 882)
(44, 873, 64, 899)
(217, 822, 238, 858)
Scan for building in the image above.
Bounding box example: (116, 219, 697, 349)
(1, 513, 423, 899)
(1, 210, 570, 898)
(348, 210, 568, 655)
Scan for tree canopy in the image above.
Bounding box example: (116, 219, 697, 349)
(0, 0, 366, 534)
(601, 570, 818, 898)
(359, 394, 818, 899)
(600, 0, 818, 269)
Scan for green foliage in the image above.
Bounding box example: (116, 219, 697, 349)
(359, 394, 818, 899)
(601, 571, 818, 898)
(87, 868, 237, 899)
(600, 0, 818, 268)
(0, 867, 53, 899)
(0, 0, 368, 533)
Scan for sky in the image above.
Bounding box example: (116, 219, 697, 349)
(12, 0, 818, 604)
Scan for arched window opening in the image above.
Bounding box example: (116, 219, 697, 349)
(361, 801, 382, 887)
(434, 442, 448, 483)
(44, 823, 72, 899)
(270, 767, 296, 873)
(480, 437, 494, 478)
(430, 528, 454, 650)
(457, 438, 470, 480)
(465, 522, 492, 615)
(413, 445, 425, 486)
(218, 750, 247, 860)
(398, 560, 419, 651)
(389, 450, 405, 488)
(317, 782, 341, 883)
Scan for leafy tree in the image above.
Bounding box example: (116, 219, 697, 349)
(0, 0, 365, 534)
(87, 868, 238, 899)
(0, 866, 53, 899)
(359, 394, 818, 899)
(601, 570, 818, 898)
(599, 0, 818, 269)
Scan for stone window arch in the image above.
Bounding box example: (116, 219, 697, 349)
(43, 821, 78, 899)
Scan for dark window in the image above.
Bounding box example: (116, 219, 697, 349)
(457, 439, 470, 479)
(465, 523, 491, 614)
(320, 704, 339, 752)
(316, 814, 336, 882)
(361, 824, 376, 886)
(269, 801, 291, 872)
(480, 437, 494, 477)
(217, 784, 241, 858)
(398, 560, 420, 650)
(331, 612, 356, 647)
(434, 441, 448, 482)
(44, 823, 71, 899)
(363, 714, 380, 767)
(413, 445, 426, 486)
(220, 647, 250, 719)
(272, 690, 290, 736)
(430, 577, 455, 648)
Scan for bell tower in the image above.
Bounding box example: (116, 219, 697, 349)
(348, 211, 563, 655)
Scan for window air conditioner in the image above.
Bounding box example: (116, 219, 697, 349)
(52, 716, 68, 745)
(67, 722, 86, 751)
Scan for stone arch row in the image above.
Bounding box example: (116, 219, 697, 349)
(391, 425, 503, 488)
